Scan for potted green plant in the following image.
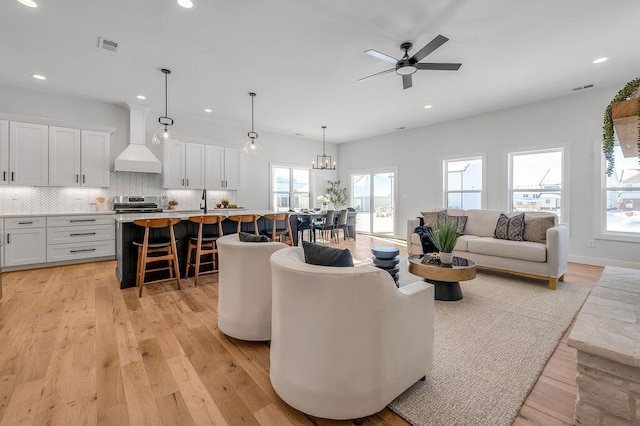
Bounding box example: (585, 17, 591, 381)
(168, 200, 179, 210)
(326, 180, 347, 210)
(427, 219, 459, 264)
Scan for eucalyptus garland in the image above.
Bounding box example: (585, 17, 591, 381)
(602, 77, 640, 176)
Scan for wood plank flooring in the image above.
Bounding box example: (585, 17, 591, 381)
(0, 234, 602, 425)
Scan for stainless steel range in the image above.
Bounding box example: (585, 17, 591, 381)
(113, 196, 164, 213)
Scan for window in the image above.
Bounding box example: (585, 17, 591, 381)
(444, 157, 483, 209)
(603, 142, 640, 235)
(508, 148, 563, 219)
(271, 165, 310, 212)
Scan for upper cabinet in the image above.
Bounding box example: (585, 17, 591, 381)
(162, 140, 205, 189)
(205, 145, 240, 190)
(0, 120, 8, 185)
(49, 127, 110, 187)
(8, 121, 49, 186)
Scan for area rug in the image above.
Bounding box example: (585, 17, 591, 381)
(389, 259, 590, 426)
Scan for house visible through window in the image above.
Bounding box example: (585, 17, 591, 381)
(508, 148, 563, 220)
(271, 165, 310, 212)
(444, 157, 483, 209)
(604, 142, 640, 234)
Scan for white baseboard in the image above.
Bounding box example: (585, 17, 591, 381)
(568, 255, 640, 269)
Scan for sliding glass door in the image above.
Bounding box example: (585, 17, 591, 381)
(351, 171, 395, 236)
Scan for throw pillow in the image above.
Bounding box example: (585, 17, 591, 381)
(420, 210, 446, 228)
(445, 215, 468, 234)
(238, 232, 270, 242)
(302, 241, 354, 267)
(523, 216, 555, 244)
(494, 213, 525, 241)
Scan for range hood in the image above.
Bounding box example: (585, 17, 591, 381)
(113, 103, 162, 173)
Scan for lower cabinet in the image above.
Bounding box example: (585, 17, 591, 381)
(46, 215, 114, 262)
(5, 220, 47, 267)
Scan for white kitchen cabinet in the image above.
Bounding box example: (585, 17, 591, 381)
(9, 121, 49, 186)
(46, 215, 115, 262)
(4, 217, 47, 267)
(205, 145, 240, 190)
(81, 130, 110, 187)
(49, 128, 109, 187)
(162, 139, 204, 189)
(0, 120, 8, 186)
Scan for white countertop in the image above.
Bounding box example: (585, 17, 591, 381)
(0, 211, 116, 218)
(113, 209, 282, 223)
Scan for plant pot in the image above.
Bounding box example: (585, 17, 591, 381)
(439, 252, 454, 264)
(168, 205, 178, 210)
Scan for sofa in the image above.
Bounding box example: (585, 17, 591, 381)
(407, 209, 569, 289)
(269, 246, 434, 420)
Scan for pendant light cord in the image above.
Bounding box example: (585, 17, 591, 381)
(322, 125, 327, 156)
(164, 71, 168, 117)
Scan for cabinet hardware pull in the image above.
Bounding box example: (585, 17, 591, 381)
(11, 172, 14, 181)
(18, 221, 34, 225)
(187, 178, 189, 186)
(182, 178, 185, 186)
(76, 174, 79, 183)
(70, 232, 96, 236)
(3, 171, 5, 181)
(82, 174, 86, 183)
(70, 219, 96, 222)
(6, 233, 9, 244)
(70, 248, 96, 253)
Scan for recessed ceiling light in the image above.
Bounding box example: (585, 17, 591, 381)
(136, 95, 146, 100)
(424, 105, 433, 109)
(18, 0, 38, 8)
(593, 57, 608, 64)
(32, 74, 46, 80)
(204, 108, 212, 113)
(177, 0, 193, 8)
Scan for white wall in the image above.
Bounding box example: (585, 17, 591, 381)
(0, 85, 338, 210)
(338, 85, 640, 268)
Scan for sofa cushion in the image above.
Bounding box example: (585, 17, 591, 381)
(494, 213, 525, 241)
(467, 238, 546, 262)
(239, 232, 270, 242)
(411, 233, 422, 246)
(464, 209, 504, 237)
(453, 235, 481, 252)
(523, 216, 556, 244)
(420, 210, 446, 228)
(302, 241, 354, 267)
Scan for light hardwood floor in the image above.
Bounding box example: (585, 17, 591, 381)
(0, 234, 602, 425)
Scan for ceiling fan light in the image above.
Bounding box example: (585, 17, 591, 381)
(396, 65, 417, 76)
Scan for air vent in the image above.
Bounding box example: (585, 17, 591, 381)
(97, 37, 120, 53)
(572, 84, 594, 92)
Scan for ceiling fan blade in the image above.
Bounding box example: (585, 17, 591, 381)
(364, 49, 399, 64)
(357, 68, 395, 82)
(402, 75, 412, 90)
(415, 62, 462, 71)
(410, 34, 449, 63)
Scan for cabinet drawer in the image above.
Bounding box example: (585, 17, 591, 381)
(5, 217, 46, 229)
(47, 215, 114, 227)
(47, 225, 114, 244)
(46, 240, 115, 263)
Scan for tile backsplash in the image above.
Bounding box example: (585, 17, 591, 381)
(0, 172, 235, 214)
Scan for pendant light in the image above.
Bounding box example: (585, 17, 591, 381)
(152, 68, 175, 144)
(243, 92, 262, 154)
(312, 126, 336, 170)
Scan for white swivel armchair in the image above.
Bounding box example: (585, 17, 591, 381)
(269, 247, 435, 420)
(217, 234, 287, 341)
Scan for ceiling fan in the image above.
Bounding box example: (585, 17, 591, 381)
(358, 35, 462, 89)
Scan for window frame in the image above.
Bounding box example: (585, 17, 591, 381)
(507, 147, 566, 222)
(270, 163, 312, 212)
(595, 139, 640, 242)
(441, 153, 486, 210)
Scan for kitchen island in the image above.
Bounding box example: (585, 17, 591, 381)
(114, 210, 299, 288)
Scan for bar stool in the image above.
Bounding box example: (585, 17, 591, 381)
(262, 213, 294, 245)
(186, 215, 223, 286)
(228, 214, 260, 235)
(133, 218, 181, 298)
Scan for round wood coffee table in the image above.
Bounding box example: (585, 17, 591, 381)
(408, 254, 477, 301)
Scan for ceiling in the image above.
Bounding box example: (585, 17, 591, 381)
(1, 0, 639, 143)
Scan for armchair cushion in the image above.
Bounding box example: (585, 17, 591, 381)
(302, 241, 353, 267)
(239, 232, 270, 242)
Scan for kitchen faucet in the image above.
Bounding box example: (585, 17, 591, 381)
(201, 189, 208, 212)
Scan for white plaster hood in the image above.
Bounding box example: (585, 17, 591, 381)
(113, 103, 162, 173)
